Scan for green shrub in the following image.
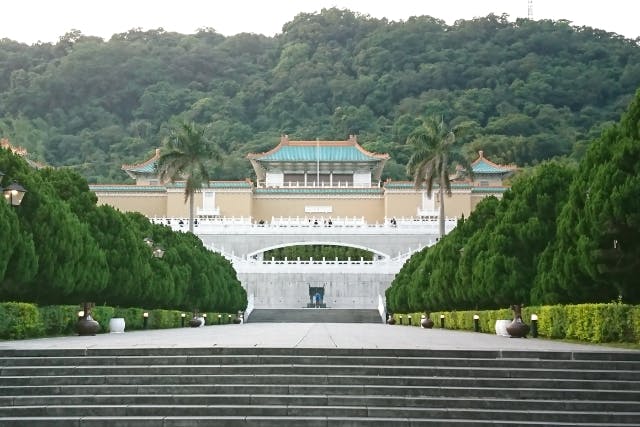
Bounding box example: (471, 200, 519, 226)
(113, 307, 145, 330)
(392, 303, 640, 344)
(537, 305, 567, 338)
(631, 306, 640, 343)
(39, 305, 77, 336)
(148, 309, 182, 329)
(91, 305, 115, 333)
(0, 302, 44, 339)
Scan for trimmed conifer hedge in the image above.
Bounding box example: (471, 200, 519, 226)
(392, 303, 640, 344)
(0, 302, 238, 340)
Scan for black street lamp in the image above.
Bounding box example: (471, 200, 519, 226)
(2, 181, 27, 207)
(143, 237, 165, 258)
(152, 247, 165, 258)
(473, 314, 480, 332)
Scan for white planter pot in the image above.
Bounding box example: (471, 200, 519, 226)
(495, 319, 511, 337)
(109, 317, 126, 333)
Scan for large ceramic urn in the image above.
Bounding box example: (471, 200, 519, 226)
(76, 302, 100, 336)
(421, 313, 434, 329)
(506, 304, 530, 338)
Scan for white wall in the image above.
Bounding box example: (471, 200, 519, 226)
(265, 172, 284, 187)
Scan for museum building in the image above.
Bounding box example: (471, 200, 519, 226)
(89, 135, 516, 223)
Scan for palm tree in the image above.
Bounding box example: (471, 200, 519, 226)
(406, 116, 473, 239)
(156, 122, 220, 233)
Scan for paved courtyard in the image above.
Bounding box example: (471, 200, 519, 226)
(1, 323, 635, 352)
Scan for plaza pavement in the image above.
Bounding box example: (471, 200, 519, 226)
(1, 322, 636, 352)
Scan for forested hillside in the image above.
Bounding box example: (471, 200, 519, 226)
(1, 8, 639, 183)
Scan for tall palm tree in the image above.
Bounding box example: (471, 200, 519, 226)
(406, 116, 473, 239)
(156, 122, 220, 233)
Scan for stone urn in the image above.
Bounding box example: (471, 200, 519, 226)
(387, 315, 396, 325)
(506, 304, 530, 338)
(189, 317, 203, 327)
(76, 302, 100, 336)
(421, 313, 434, 329)
(108, 317, 126, 333)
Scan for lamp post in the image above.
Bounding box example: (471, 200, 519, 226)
(473, 314, 480, 332)
(144, 237, 164, 258)
(143, 312, 149, 329)
(530, 314, 538, 338)
(181, 313, 186, 327)
(440, 314, 445, 329)
(2, 181, 27, 207)
(152, 247, 165, 258)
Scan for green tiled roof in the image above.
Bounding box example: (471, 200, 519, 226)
(89, 185, 166, 193)
(472, 159, 512, 174)
(384, 182, 473, 190)
(258, 146, 380, 162)
(256, 187, 384, 195)
(471, 187, 508, 193)
(168, 181, 252, 189)
(127, 163, 156, 173)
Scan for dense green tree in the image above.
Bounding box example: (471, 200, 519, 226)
(264, 245, 374, 261)
(0, 148, 246, 312)
(533, 90, 640, 304)
(387, 159, 575, 312)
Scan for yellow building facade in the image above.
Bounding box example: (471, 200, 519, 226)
(90, 136, 515, 223)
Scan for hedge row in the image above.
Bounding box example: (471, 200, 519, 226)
(391, 303, 640, 344)
(0, 302, 239, 340)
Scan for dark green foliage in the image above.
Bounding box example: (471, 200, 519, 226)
(1, 11, 639, 182)
(0, 149, 246, 313)
(387, 161, 574, 312)
(38, 305, 78, 336)
(0, 303, 240, 340)
(388, 90, 640, 313)
(264, 245, 374, 261)
(392, 303, 639, 344)
(0, 302, 44, 339)
(533, 89, 640, 304)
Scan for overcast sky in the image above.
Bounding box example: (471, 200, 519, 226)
(2, 0, 638, 45)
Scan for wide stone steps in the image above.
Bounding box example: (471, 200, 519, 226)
(1, 347, 639, 426)
(2, 404, 639, 423)
(246, 308, 382, 323)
